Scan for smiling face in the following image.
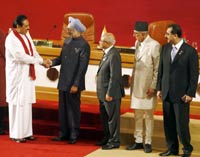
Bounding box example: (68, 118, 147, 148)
(66, 23, 80, 38)
(133, 31, 147, 42)
(17, 19, 30, 34)
(165, 27, 177, 44)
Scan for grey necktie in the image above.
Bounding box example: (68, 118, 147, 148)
(171, 46, 177, 61)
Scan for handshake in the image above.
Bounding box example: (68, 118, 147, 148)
(42, 58, 52, 68)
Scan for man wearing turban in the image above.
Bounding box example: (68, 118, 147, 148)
(48, 17, 90, 144)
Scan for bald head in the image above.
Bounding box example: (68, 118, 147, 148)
(102, 33, 116, 45)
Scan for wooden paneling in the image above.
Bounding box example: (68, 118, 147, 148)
(36, 86, 200, 116)
(36, 44, 134, 68)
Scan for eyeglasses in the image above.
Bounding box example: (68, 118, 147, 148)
(133, 32, 143, 36)
(99, 40, 108, 43)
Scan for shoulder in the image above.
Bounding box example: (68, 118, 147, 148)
(162, 43, 171, 49)
(110, 47, 120, 55)
(5, 31, 14, 43)
(181, 42, 195, 50)
(148, 36, 160, 46)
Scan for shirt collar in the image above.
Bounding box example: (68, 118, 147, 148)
(136, 35, 150, 47)
(103, 45, 114, 54)
(173, 39, 184, 51)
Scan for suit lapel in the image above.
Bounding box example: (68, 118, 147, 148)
(172, 43, 186, 63)
(97, 47, 114, 73)
(166, 46, 172, 64)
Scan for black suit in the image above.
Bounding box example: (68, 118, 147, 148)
(157, 42, 199, 153)
(52, 36, 90, 140)
(96, 47, 125, 146)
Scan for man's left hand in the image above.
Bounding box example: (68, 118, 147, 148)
(146, 88, 156, 97)
(181, 95, 193, 103)
(70, 85, 78, 93)
(106, 94, 113, 102)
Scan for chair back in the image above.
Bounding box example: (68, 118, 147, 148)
(61, 12, 95, 43)
(148, 20, 176, 45)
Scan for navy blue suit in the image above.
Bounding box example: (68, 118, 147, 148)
(52, 36, 90, 140)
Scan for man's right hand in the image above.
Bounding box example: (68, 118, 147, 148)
(157, 91, 162, 100)
(42, 58, 52, 68)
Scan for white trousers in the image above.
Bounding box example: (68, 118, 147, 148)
(134, 109, 154, 144)
(9, 103, 33, 139)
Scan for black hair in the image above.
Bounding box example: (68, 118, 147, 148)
(167, 24, 182, 38)
(13, 14, 28, 28)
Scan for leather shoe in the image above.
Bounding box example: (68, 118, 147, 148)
(159, 150, 179, 156)
(182, 151, 191, 157)
(102, 143, 120, 150)
(0, 130, 5, 135)
(68, 139, 77, 144)
(144, 144, 152, 153)
(25, 136, 36, 141)
(126, 143, 143, 150)
(15, 138, 26, 143)
(96, 138, 108, 146)
(51, 136, 67, 141)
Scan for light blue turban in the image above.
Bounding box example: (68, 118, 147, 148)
(68, 16, 86, 32)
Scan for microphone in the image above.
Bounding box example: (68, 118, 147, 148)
(46, 24, 57, 41)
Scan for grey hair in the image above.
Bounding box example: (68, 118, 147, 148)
(103, 33, 116, 45)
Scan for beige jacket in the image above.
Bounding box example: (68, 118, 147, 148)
(131, 35, 160, 99)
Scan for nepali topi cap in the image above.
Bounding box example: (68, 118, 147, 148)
(134, 21, 148, 32)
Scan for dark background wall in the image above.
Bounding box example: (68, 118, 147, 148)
(0, 0, 199, 47)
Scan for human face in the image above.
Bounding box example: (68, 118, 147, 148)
(133, 31, 146, 42)
(66, 25, 75, 36)
(165, 27, 176, 44)
(99, 37, 109, 49)
(18, 19, 30, 34)
(66, 24, 80, 38)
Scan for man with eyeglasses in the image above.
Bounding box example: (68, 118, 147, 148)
(126, 21, 160, 153)
(47, 16, 90, 144)
(96, 32, 125, 150)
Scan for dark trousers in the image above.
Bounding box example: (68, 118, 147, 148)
(99, 99, 121, 145)
(163, 96, 193, 153)
(58, 90, 81, 140)
(0, 107, 5, 131)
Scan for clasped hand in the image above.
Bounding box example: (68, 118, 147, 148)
(42, 58, 52, 68)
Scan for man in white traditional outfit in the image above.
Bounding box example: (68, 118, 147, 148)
(126, 21, 160, 153)
(5, 15, 45, 143)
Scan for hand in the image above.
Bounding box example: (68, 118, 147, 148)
(157, 91, 162, 100)
(181, 95, 193, 103)
(42, 58, 52, 68)
(146, 88, 156, 97)
(106, 94, 113, 102)
(70, 85, 78, 94)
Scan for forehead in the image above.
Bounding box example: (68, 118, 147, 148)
(166, 27, 172, 33)
(133, 30, 143, 36)
(22, 19, 29, 26)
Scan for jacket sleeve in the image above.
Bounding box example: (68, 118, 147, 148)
(150, 43, 161, 89)
(73, 43, 90, 87)
(187, 48, 199, 97)
(156, 46, 164, 91)
(107, 52, 122, 97)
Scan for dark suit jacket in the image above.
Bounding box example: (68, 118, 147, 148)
(157, 42, 199, 102)
(96, 47, 125, 101)
(52, 36, 90, 91)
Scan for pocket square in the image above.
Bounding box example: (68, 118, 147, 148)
(74, 48, 81, 53)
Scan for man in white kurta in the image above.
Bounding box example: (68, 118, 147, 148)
(5, 15, 43, 142)
(126, 21, 160, 153)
